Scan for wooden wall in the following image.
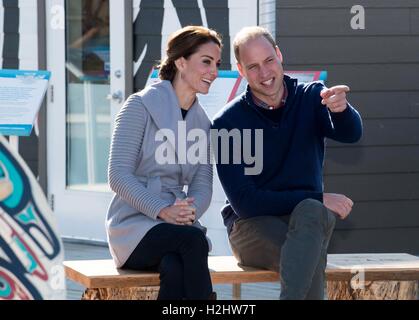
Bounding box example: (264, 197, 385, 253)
(277, 0, 419, 253)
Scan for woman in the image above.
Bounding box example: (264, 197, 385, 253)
(106, 26, 222, 300)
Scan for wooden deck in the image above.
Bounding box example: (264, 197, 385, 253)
(63, 240, 281, 300)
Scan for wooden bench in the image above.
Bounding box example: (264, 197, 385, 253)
(64, 253, 419, 300)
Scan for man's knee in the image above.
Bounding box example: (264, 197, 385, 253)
(297, 198, 324, 209)
(293, 199, 327, 219)
(325, 209, 336, 233)
(291, 198, 334, 232)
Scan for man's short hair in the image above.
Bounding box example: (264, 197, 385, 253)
(233, 26, 277, 63)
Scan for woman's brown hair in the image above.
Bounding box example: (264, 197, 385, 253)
(158, 26, 222, 82)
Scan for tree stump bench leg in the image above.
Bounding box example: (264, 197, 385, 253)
(327, 280, 418, 300)
(232, 283, 242, 300)
(82, 286, 160, 300)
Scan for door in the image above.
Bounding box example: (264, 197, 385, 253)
(46, 0, 132, 241)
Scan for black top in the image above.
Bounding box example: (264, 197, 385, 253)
(181, 108, 189, 119)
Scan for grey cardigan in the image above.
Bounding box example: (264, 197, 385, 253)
(106, 80, 213, 267)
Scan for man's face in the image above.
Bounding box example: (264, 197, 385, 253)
(237, 36, 284, 105)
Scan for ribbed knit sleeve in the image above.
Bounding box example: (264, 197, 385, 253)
(108, 94, 169, 220)
(186, 141, 213, 219)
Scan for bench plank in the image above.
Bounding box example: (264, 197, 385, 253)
(64, 253, 419, 299)
(326, 253, 419, 281)
(64, 256, 280, 289)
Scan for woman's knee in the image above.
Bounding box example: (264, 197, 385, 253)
(181, 227, 209, 253)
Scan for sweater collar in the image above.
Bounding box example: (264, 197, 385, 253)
(139, 80, 210, 131)
(243, 74, 297, 112)
(251, 81, 288, 110)
(139, 80, 210, 181)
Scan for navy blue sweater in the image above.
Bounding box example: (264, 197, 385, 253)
(212, 75, 363, 234)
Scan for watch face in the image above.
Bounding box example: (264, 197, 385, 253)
(0, 162, 13, 201)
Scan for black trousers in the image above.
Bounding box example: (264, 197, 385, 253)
(122, 223, 213, 300)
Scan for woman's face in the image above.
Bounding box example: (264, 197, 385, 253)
(177, 42, 221, 95)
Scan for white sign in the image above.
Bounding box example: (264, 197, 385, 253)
(0, 70, 51, 136)
(146, 69, 327, 118)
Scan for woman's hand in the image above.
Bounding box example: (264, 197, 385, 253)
(158, 198, 196, 225)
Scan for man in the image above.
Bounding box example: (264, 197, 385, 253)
(212, 26, 362, 299)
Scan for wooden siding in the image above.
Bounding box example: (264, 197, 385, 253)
(277, 1, 419, 253)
